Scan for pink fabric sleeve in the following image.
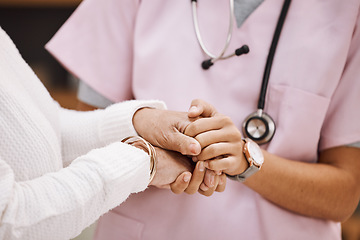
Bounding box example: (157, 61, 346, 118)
(319, 12, 360, 151)
(46, 0, 139, 102)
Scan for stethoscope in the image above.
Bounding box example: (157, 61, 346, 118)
(191, 0, 291, 145)
(191, 0, 250, 70)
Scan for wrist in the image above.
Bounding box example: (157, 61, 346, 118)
(224, 140, 248, 176)
(226, 138, 264, 182)
(122, 136, 157, 184)
(234, 154, 250, 176)
(132, 107, 152, 136)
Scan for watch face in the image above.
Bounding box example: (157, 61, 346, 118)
(248, 141, 264, 166)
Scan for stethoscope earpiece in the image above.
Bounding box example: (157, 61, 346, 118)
(201, 59, 214, 70)
(235, 45, 250, 56)
(242, 110, 276, 145)
(201, 45, 250, 70)
(192, 0, 251, 70)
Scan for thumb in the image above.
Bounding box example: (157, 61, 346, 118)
(168, 132, 201, 156)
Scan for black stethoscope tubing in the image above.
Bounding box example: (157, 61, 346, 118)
(242, 0, 291, 145)
(258, 0, 291, 110)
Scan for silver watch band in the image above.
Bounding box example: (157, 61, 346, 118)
(226, 165, 259, 182)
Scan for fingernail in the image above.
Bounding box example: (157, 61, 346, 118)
(200, 183, 209, 191)
(189, 106, 198, 113)
(198, 162, 205, 171)
(210, 174, 214, 187)
(183, 174, 191, 182)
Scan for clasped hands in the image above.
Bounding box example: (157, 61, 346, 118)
(133, 99, 248, 197)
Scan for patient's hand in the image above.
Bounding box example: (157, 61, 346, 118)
(149, 147, 226, 196)
(183, 161, 227, 197)
(149, 147, 194, 188)
(133, 108, 201, 156)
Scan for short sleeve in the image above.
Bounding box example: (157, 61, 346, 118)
(319, 12, 360, 151)
(46, 0, 140, 102)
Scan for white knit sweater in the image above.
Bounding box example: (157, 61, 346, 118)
(0, 27, 166, 240)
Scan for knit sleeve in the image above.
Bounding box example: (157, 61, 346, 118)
(59, 99, 166, 166)
(0, 141, 150, 240)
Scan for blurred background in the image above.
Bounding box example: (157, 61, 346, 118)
(0, 0, 79, 110)
(0, 0, 359, 239)
(0, 1, 93, 239)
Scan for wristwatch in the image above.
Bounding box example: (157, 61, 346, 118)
(227, 138, 264, 182)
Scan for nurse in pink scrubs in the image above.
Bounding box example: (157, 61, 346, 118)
(46, 0, 360, 239)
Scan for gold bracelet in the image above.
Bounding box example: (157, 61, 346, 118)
(121, 136, 157, 183)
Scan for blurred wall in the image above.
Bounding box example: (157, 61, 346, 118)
(0, 0, 80, 109)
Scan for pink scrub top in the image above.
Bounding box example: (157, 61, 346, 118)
(46, 0, 360, 239)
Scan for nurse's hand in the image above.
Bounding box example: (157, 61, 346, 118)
(133, 108, 201, 156)
(170, 161, 227, 196)
(185, 99, 248, 176)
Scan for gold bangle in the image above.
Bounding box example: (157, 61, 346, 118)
(121, 136, 157, 183)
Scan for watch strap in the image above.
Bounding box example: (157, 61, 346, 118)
(226, 165, 259, 182)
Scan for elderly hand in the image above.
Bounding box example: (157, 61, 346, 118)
(149, 147, 226, 196)
(149, 147, 194, 188)
(171, 161, 227, 196)
(133, 108, 201, 156)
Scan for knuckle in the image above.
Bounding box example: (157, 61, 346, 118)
(190, 122, 202, 136)
(204, 145, 216, 157)
(226, 116, 234, 123)
(219, 115, 232, 124)
(216, 186, 225, 192)
(171, 189, 181, 194)
(191, 99, 201, 106)
(230, 130, 242, 141)
(202, 190, 214, 197)
(170, 185, 182, 194)
(221, 158, 232, 169)
(185, 123, 196, 137)
(185, 188, 197, 195)
(187, 126, 196, 137)
(207, 161, 217, 170)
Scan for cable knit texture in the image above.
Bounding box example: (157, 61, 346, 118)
(0, 27, 166, 240)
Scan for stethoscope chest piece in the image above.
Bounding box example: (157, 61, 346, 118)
(242, 110, 276, 145)
(241, 0, 291, 145)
